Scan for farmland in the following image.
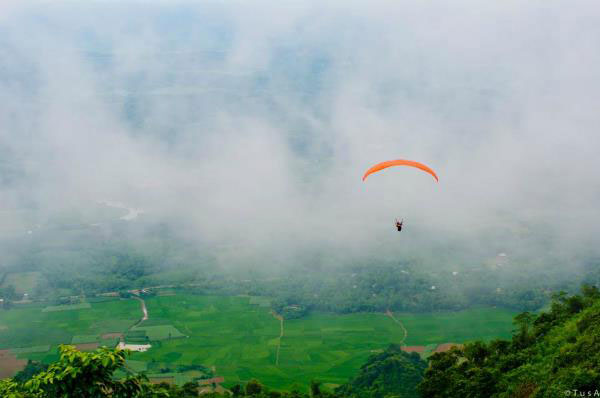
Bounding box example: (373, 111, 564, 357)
(0, 299, 140, 350)
(0, 293, 517, 390)
(128, 295, 517, 389)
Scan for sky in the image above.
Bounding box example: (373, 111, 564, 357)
(1, 0, 600, 268)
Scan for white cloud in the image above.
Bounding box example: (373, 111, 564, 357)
(1, 0, 599, 265)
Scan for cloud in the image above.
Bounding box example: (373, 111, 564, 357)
(1, 0, 600, 267)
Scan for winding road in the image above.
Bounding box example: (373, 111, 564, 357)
(386, 309, 408, 345)
(271, 311, 284, 366)
(132, 296, 148, 327)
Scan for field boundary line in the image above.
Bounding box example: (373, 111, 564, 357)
(271, 311, 284, 366)
(386, 309, 408, 345)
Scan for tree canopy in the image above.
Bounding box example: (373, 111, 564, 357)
(418, 285, 600, 397)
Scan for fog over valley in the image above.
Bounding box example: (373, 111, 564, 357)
(0, 0, 599, 313)
(2, 1, 600, 396)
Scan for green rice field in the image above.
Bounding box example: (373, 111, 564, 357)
(131, 295, 517, 389)
(0, 294, 518, 389)
(0, 298, 139, 349)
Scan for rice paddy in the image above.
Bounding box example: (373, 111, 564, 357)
(0, 293, 518, 389)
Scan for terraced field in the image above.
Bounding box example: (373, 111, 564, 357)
(0, 293, 518, 390)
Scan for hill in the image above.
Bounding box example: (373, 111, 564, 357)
(418, 285, 600, 397)
(334, 344, 427, 398)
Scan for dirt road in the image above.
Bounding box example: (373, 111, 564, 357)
(132, 296, 148, 327)
(386, 309, 408, 345)
(271, 311, 284, 366)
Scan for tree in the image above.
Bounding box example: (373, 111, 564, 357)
(0, 345, 158, 398)
(512, 312, 535, 349)
(181, 381, 199, 397)
(335, 344, 427, 398)
(12, 360, 48, 383)
(0, 379, 22, 398)
(310, 380, 321, 397)
(230, 384, 243, 397)
(0, 285, 17, 300)
(419, 286, 600, 397)
(246, 379, 263, 396)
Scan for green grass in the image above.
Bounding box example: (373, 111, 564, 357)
(27, 346, 61, 364)
(132, 325, 185, 341)
(125, 330, 149, 344)
(99, 338, 120, 348)
(10, 345, 50, 355)
(42, 303, 92, 312)
(174, 373, 194, 385)
(390, 308, 517, 345)
(71, 335, 98, 344)
(125, 360, 148, 372)
(0, 299, 140, 349)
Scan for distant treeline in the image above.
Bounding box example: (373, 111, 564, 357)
(5, 235, 600, 317)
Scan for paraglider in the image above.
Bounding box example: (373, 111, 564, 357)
(395, 219, 403, 232)
(362, 158, 438, 232)
(362, 159, 439, 182)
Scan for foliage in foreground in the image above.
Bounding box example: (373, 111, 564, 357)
(419, 285, 600, 397)
(0, 345, 313, 397)
(0, 346, 156, 398)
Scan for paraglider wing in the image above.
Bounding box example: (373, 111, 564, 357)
(362, 159, 439, 182)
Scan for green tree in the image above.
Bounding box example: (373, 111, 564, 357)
(12, 360, 48, 383)
(0, 284, 17, 300)
(310, 380, 321, 397)
(181, 381, 199, 397)
(419, 285, 600, 397)
(0, 345, 159, 398)
(230, 384, 243, 397)
(335, 344, 427, 398)
(246, 379, 263, 396)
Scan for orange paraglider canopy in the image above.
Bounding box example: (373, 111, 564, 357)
(362, 159, 439, 182)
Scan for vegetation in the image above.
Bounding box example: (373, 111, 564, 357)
(252, 262, 549, 316)
(0, 293, 516, 389)
(418, 285, 600, 397)
(3, 287, 599, 397)
(334, 344, 427, 398)
(0, 344, 426, 398)
(127, 295, 515, 389)
(0, 345, 150, 398)
(1, 223, 569, 319)
(3, 218, 595, 395)
(12, 360, 48, 383)
(0, 298, 139, 349)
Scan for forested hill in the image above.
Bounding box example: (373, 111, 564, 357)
(334, 345, 427, 398)
(418, 285, 600, 397)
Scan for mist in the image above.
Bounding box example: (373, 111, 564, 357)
(1, 0, 600, 274)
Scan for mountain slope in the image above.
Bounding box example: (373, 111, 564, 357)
(419, 285, 600, 397)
